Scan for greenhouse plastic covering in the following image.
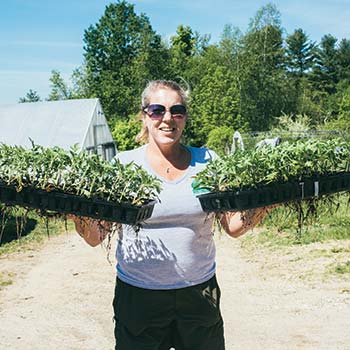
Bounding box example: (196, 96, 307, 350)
(0, 98, 115, 153)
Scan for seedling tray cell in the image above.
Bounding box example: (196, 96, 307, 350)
(0, 185, 17, 203)
(198, 172, 350, 212)
(318, 173, 350, 195)
(0, 184, 155, 225)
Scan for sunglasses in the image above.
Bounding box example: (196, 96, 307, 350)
(143, 104, 187, 120)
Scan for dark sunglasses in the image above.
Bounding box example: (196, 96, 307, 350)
(143, 104, 187, 120)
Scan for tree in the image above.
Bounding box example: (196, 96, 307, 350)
(83, 1, 169, 122)
(336, 87, 350, 130)
(70, 66, 91, 99)
(47, 70, 72, 101)
(311, 34, 339, 94)
(238, 3, 286, 130)
(112, 116, 141, 151)
(284, 29, 318, 118)
(206, 126, 234, 156)
(285, 28, 316, 77)
(306, 34, 342, 123)
(19, 89, 41, 103)
(248, 2, 282, 32)
(188, 65, 244, 146)
(171, 25, 195, 58)
(168, 25, 198, 82)
(46, 68, 92, 102)
(219, 24, 242, 71)
(336, 39, 350, 81)
(325, 92, 350, 131)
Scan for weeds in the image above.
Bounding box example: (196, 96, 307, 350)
(0, 271, 14, 290)
(333, 261, 350, 274)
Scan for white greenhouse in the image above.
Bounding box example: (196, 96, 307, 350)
(0, 98, 117, 161)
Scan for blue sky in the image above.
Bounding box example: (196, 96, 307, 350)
(1, 0, 349, 105)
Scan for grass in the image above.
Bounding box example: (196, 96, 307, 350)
(0, 208, 73, 257)
(333, 261, 350, 274)
(0, 271, 15, 290)
(252, 193, 350, 246)
(330, 246, 350, 253)
(0, 208, 73, 292)
(239, 194, 350, 280)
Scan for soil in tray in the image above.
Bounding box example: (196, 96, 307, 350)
(0, 184, 155, 225)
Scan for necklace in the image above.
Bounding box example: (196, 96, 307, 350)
(146, 144, 190, 177)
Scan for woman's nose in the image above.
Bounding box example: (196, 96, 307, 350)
(162, 110, 173, 121)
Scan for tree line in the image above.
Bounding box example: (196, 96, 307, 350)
(20, 1, 350, 154)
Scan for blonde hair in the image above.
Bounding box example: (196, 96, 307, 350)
(135, 80, 189, 144)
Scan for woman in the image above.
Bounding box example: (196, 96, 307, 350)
(72, 80, 271, 349)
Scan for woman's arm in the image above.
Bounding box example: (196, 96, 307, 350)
(219, 206, 273, 238)
(69, 215, 113, 247)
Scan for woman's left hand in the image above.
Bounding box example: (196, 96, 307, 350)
(67, 214, 114, 247)
(219, 203, 280, 238)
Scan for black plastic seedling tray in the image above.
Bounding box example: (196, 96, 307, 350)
(198, 172, 350, 212)
(0, 184, 155, 225)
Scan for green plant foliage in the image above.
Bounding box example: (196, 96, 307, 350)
(194, 137, 350, 238)
(311, 34, 339, 94)
(263, 196, 349, 240)
(0, 143, 161, 206)
(47, 70, 72, 101)
(83, 1, 169, 120)
(272, 113, 312, 132)
(194, 138, 350, 193)
(325, 86, 350, 131)
(239, 4, 286, 131)
(334, 261, 350, 274)
(22, 2, 350, 149)
(18, 89, 41, 103)
(188, 65, 244, 146)
(169, 25, 196, 77)
(112, 116, 141, 151)
(206, 126, 233, 157)
(285, 28, 316, 77)
(0, 206, 72, 250)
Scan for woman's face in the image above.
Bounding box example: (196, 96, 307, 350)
(143, 88, 187, 148)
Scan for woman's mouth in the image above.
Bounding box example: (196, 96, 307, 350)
(159, 127, 176, 132)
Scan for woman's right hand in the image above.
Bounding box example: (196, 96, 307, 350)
(67, 214, 114, 247)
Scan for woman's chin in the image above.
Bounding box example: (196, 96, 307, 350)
(152, 136, 180, 147)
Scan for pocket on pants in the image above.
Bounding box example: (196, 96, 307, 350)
(113, 278, 175, 336)
(176, 275, 222, 327)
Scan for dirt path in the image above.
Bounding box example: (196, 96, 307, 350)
(0, 232, 349, 350)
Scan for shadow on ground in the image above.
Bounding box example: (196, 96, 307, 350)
(0, 213, 37, 245)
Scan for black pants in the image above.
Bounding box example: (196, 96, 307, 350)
(113, 275, 225, 350)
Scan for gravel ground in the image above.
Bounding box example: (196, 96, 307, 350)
(0, 232, 349, 350)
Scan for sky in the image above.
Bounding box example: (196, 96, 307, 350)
(1, 0, 350, 105)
